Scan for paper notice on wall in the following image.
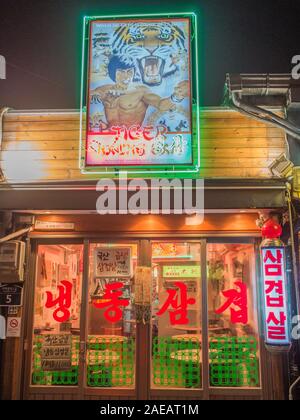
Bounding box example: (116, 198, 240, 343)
(135, 266, 152, 305)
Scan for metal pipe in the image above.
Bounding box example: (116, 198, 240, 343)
(286, 185, 300, 319)
(0, 107, 10, 181)
(0, 107, 10, 150)
(286, 184, 300, 401)
(231, 93, 300, 141)
(0, 226, 33, 243)
(289, 375, 300, 400)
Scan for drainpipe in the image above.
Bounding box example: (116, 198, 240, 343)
(289, 376, 300, 400)
(231, 92, 300, 141)
(0, 107, 11, 181)
(286, 184, 300, 400)
(228, 87, 300, 399)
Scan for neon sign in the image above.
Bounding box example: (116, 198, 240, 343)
(261, 247, 290, 347)
(80, 13, 200, 175)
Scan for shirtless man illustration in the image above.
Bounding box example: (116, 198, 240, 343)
(90, 55, 189, 128)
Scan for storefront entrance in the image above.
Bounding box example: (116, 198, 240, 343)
(22, 237, 265, 400)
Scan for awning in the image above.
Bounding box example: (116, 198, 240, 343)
(0, 179, 287, 212)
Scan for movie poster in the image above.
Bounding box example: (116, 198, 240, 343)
(85, 17, 193, 167)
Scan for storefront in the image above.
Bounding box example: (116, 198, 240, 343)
(0, 210, 291, 400)
(4, 213, 283, 400)
(0, 76, 293, 400)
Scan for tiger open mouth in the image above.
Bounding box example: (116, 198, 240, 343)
(138, 55, 165, 86)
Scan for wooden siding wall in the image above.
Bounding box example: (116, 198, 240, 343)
(0, 109, 286, 183)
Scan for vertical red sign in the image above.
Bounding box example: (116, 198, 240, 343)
(261, 247, 290, 346)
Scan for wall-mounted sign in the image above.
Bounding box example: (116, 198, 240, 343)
(80, 13, 200, 175)
(6, 317, 21, 337)
(8, 306, 19, 315)
(163, 265, 200, 278)
(41, 334, 72, 371)
(261, 247, 290, 348)
(35, 221, 75, 231)
(94, 247, 132, 277)
(0, 284, 23, 307)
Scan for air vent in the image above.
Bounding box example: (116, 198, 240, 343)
(269, 154, 294, 178)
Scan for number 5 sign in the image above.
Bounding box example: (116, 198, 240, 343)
(0, 284, 23, 307)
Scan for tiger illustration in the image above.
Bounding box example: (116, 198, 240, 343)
(111, 21, 188, 86)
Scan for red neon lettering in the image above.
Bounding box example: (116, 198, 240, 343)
(93, 282, 129, 323)
(263, 249, 283, 264)
(157, 282, 196, 325)
(45, 280, 72, 323)
(264, 264, 282, 276)
(267, 326, 286, 340)
(266, 295, 284, 307)
(265, 280, 283, 295)
(215, 281, 248, 325)
(266, 311, 286, 326)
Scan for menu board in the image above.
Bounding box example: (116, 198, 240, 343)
(94, 247, 132, 278)
(41, 334, 72, 371)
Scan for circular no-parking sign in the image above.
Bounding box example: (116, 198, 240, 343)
(7, 317, 21, 337)
(10, 318, 18, 328)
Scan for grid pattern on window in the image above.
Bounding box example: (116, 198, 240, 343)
(209, 336, 260, 387)
(152, 336, 201, 388)
(86, 336, 135, 387)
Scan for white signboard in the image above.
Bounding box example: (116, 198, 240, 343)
(7, 317, 21, 337)
(94, 247, 132, 278)
(35, 221, 75, 231)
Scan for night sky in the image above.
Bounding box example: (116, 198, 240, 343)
(0, 0, 299, 109)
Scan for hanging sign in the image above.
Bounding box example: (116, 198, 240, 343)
(94, 247, 132, 278)
(163, 265, 200, 278)
(80, 13, 200, 175)
(261, 246, 290, 348)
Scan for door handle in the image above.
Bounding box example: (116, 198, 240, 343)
(79, 341, 86, 362)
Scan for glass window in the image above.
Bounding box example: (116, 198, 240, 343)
(31, 244, 83, 386)
(207, 243, 260, 388)
(86, 243, 137, 388)
(151, 242, 202, 389)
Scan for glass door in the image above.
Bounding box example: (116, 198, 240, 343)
(26, 240, 138, 399)
(84, 242, 138, 390)
(30, 243, 84, 388)
(151, 241, 203, 391)
(149, 239, 262, 398)
(206, 242, 261, 389)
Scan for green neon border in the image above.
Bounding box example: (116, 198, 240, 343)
(79, 12, 200, 177)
